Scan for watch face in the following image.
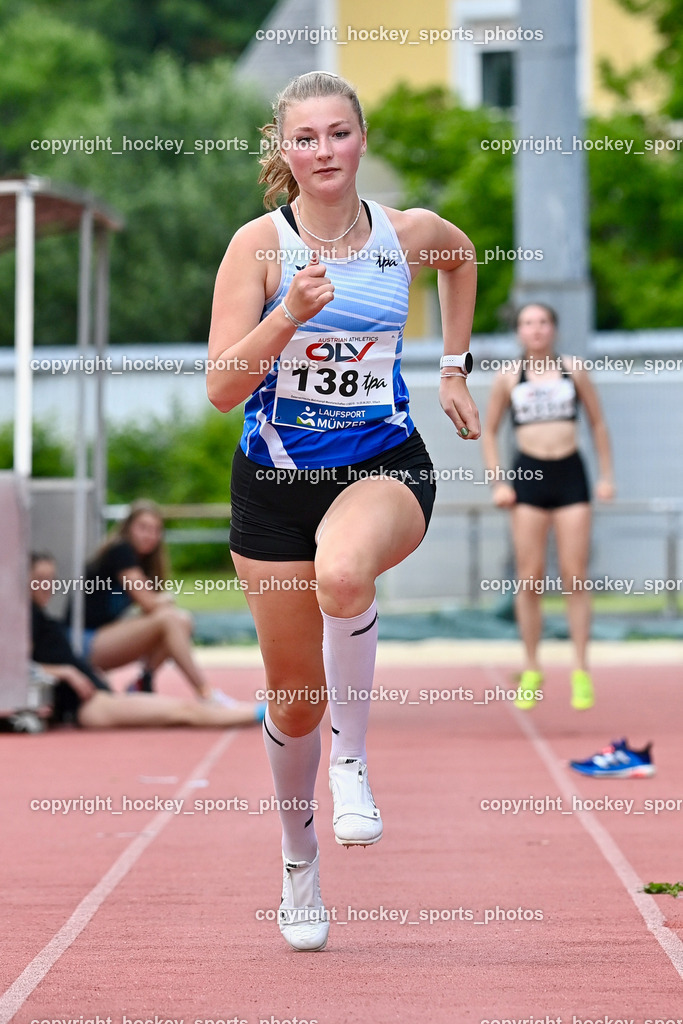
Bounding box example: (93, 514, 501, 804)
(441, 353, 474, 372)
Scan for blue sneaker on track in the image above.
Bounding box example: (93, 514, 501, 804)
(569, 739, 655, 778)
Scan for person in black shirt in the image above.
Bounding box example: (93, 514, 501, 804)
(76, 499, 228, 703)
(31, 553, 264, 729)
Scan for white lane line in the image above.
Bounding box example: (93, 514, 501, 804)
(485, 667, 683, 982)
(0, 731, 237, 1024)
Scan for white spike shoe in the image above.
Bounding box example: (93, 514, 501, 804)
(278, 849, 329, 951)
(329, 757, 383, 846)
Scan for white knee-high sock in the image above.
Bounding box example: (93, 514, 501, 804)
(263, 707, 320, 864)
(322, 599, 378, 766)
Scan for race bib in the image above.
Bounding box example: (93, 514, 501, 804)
(272, 331, 398, 431)
(513, 378, 575, 424)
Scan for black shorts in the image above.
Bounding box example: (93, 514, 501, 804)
(229, 430, 436, 561)
(50, 675, 111, 727)
(513, 450, 591, 510)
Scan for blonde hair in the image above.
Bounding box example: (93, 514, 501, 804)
(258, 71, 367, 210)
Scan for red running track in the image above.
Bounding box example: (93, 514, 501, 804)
(1, 658, 683, 1024)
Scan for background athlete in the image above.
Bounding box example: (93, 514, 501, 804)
(482, 302, 615, 711)
(207, 71, 479, 951)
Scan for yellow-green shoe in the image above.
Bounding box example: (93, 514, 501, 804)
(514, 670, 544, 710)
(571, 669, 594, 710)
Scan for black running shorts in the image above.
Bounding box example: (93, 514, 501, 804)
(229, 430, 436, 561)
(513, 450, 591, 510)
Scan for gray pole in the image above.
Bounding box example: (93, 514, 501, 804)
(70, 205, 94, 654)
(13, 183, 35, 476)
(94, 227, 110, 545)
(514, 0, 592, 355)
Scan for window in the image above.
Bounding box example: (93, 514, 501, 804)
(481, 49, 515, 109)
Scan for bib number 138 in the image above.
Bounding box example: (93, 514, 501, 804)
(291, 365, 360, 397)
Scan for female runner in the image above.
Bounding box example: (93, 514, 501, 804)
(207, 71, 479, 951)
(482, 302, 615, 711)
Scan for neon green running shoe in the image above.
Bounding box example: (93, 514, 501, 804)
(571, 669, 594, 710)
(514, 670, 544, 710)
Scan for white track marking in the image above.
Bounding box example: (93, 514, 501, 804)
(486, 666, 683, 983)
(0, 731, 237, 1023)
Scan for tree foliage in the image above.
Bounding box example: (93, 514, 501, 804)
(369, 86, 515, 333)
(0, 421, 73, 477)
(613, 0, 683, 117)
(0, 0, 679, 348)
(106, 405, 242, 506)
(587, 112, 683, 328)
(101, 405, 245, 570)
(0, 6, 113, 174)
(1, 0, 277, 68)
(369, 85, 683, 331)
(0, 54, 269, 347)
(0, 408, 244, 570)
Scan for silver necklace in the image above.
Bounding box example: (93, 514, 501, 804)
(294, 197, 362, 243)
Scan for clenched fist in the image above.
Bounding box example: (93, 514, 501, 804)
(284, 253, 334, 323)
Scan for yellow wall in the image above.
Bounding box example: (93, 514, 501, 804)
(337, 0, 451, 106)
(404, 279, 430, 340)
(591, 0, 663, 114)
(336, 0, 662, 115)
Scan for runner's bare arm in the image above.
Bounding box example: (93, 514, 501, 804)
(207, 220, 333, 413)
(482, 372, 517, 507)
(388, 207, 479, 439)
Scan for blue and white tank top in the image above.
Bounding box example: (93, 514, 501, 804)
(239, 199, 414, 469)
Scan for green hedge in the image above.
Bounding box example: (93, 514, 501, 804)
(107, 404, 243, 571)
(0, 421, 73, 476)
(0, 406, 243, 572)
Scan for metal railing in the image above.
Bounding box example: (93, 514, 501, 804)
(104, 499, 683, 615)
(429, 500, 683, 613)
